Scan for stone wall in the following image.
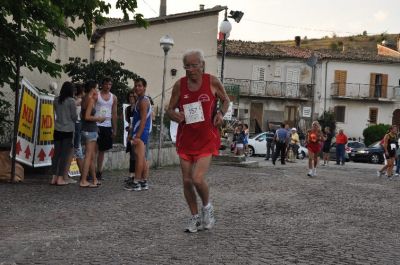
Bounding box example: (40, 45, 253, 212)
(102, 143, 180, 171)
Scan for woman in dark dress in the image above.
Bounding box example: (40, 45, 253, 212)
(322, 126, 332, 166)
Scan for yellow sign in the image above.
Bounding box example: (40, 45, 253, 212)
(68, 158, 81, 177)
(18, 86, 37, 138)
(39, 101, 54, 141)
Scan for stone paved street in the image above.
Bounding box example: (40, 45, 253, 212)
(1, 159, 400, 265)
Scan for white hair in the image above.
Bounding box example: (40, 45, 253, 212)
(182, 49, 205, 64)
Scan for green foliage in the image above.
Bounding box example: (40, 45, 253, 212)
(363, 124, 390, 146)
(318, 111, 336, 134)
(362, 30, 368, 36)
(330, 42, 339, 51)
(64, 57, 138, 143)
(0, 91, 12, 137)
(0, 0, 147, 90)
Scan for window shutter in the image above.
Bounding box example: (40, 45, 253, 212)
(252, 65, 266, 81)
(334, 70, 347, 96)
(370, 73, 376, 97)
(334, 106, 346, 123)
(382, 74, 388, 98)
(369, 108, 378, 124)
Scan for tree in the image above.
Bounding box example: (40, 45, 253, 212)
(64, 57, 138, 143)
(363, 124, 390, 146)
(0, 0, 147, 89)
(318, 111, 336, 135)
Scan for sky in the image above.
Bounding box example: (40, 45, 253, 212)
(107, 0, 400, 42)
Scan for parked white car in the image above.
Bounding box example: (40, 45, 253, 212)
(247, 132, 308, 159)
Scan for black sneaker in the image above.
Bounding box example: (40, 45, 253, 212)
(97, 171, 103, 181)
(124, 179, 135, 191)
(124, 180, 142, 191)
(124, 176, 133, 183)
(139, 180, 149, 191)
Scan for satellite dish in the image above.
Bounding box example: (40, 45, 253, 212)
(306, 54, 318, 67)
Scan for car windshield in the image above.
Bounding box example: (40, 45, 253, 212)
(368, 141, 381, 148)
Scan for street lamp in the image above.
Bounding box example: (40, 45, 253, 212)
(157, 35, 174, 168)
(219, 9, 244, 84)
(219, 10, 232, 84)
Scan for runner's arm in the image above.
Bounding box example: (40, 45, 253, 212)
(166, 81, 185, 123)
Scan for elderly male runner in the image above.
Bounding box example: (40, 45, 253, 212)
(166, 49, 230, 233)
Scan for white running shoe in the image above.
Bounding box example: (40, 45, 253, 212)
(376, 171, 382, 177)
(312, 168, 317, 177)
(201, 204, 216, 230)
(307, 169, 313, 177)
(185, 215, 201, 233)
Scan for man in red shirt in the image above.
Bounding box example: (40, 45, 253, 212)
(166, 49, 230, 233)
(335, 129, 348, 165)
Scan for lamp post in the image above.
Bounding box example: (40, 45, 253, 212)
(219, 9, 232, 84)
(157, 35, 174, 168)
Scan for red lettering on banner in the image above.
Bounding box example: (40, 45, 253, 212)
(16, 140, 22, 155)
(22, 104, 34, 123)
(24, 145, 31, 159)
(41, 115, 52, 128)
(49, 147, 54, 158)
(37, 149, 46, 161)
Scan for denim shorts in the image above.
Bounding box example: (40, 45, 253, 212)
(82, 131, 98, 142)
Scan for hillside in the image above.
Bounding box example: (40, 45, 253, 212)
(268, 33, 399, 52)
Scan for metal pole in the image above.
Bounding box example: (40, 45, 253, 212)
(11, 7, 22, 183)
(220, 33, 226, 84)
(157, 49, 168, 168)
(310, 65, 316, 123)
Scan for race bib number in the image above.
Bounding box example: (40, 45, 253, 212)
(183, 102, 204, 124)
(390, 143, 396, 150)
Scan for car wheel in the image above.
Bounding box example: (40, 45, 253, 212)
(248, 146, 255, 157)
(298, 151, 305, 160)
(370, 153, 380, 164)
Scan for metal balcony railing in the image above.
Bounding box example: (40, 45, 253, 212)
(224, 78, 313, 99)
(330, 83, 398, 100)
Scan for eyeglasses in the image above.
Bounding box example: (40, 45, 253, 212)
(183, 64, 200, 70)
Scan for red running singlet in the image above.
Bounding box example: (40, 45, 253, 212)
(176, 74, 220, 156)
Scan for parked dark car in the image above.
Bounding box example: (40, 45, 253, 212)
(329, 142, 350, 162)
(346, 141, 366, 159)
(349, 141, 384, 164)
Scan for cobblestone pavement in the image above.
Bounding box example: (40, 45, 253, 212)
(1, 159, 400, 265)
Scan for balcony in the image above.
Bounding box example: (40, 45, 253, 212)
(330, 83, 398, 102)
(224, 78, 313, 100)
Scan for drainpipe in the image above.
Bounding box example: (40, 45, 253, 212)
(323, 60, 330, 119)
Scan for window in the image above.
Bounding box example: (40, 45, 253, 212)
(334, 106, 346, 123)
(252, 65, 266, 81)
(370, 73, 388, 98)
(284, 106, 298, 127)
(334, 70, 347, 96)
(369, 108, 378, 124)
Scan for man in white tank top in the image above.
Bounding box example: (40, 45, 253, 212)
(95, 77, 118, 180)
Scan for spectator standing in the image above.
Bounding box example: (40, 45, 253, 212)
(335, 129, 348, 165)
(272, 123, 289, 165)
(243, 124, 249, 156)
(63, 83, 85, 182)
(382, 125, 398, 180)
(235, 124, 246, 156)
(95, 77, 118, 180)
(50, 82, 77, 186)
(289, 128, 299, 160)
(166, 49, 230, 233)
(80, 81, 105, 188)
(306, 121, 323, 177)
(124, 90, 136, 185)
(125, 78, 153, 191)
(322, 127, 333, 166)
(264, 124, 276, 161)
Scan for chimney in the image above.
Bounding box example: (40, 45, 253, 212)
(295, 36, 301, 47)
(199, 4, 205, 11)
(160, 0, 166, 17)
